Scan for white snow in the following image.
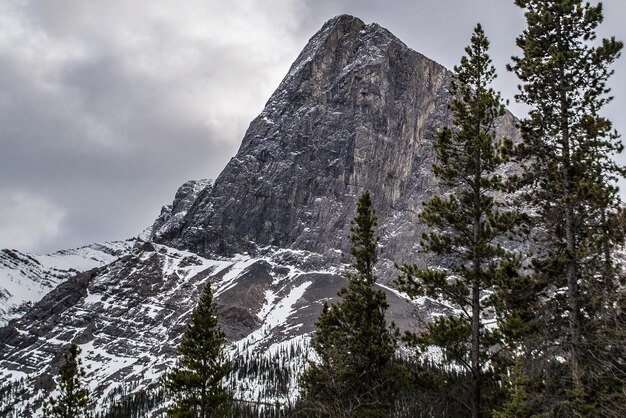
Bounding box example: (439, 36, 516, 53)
(260, 281, 312, 330)
(0, 240, 135, 326)
(0, 243, 339, 414)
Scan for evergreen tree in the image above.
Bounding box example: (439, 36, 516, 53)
(163, 282, 232, 417)
(43, 344, 90, 418)
(396, 24, 522, 418)
(299, 191, 399, 417)
(509, 0, 625, 414)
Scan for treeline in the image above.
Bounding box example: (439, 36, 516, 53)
(228, 340, 309, 405)
(96, 386, 166, 418)
(0, 378, 44, 417)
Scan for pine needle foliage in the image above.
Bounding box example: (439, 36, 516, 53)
(43, 344, 90, 418)
(509, 1, 625, 415)
(163, 282, 233, 417)
(396, 24, 523, 418)
(299, 191, 400, 417)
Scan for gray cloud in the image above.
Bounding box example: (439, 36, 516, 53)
(1, 0, 625, 252)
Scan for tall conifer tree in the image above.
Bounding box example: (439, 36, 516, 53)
(396, 24, 521, 418)
(299, 191, 399, 417)
(43, 344, 90, 418)
(163, 282, 232, 417)
(509, 1, 624, 414)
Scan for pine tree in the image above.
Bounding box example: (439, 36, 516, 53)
(43, 344, 90, 418)
(509, 1, 625, 414)
(492, 359, 531, 418)
(163, 281, 232, 417)
(396, 24, 522, 418)
(299, 191, 399, 417)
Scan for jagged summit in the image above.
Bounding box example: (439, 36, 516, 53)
(275, 14, 411, 97)
(150, 179, 213, 241)
(152, 15, 517, 273)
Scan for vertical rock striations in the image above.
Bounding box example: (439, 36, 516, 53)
(153, 15, 449, 256)
(153, 15, 518, 275)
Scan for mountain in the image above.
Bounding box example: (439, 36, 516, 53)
(152, 14, 518, 276)
(0, 240, 416, 415)
(0, 241, 134, 327)
(0, 15, 519, 415)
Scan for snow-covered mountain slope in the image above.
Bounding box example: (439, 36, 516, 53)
(0, 241, 415, 415)
(0, 240, 134, 326)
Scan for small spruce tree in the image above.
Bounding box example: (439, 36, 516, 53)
(43, 343, 90, 418)
(299, 190, 399, 417)
(163, 281, 232, 417)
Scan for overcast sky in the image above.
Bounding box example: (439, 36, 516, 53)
(1, 0, 625, 253)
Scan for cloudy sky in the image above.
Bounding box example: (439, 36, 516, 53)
(1, 0, 625, 253)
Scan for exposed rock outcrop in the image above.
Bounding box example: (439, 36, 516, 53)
(150, 179, 213, 241)
(154, 15, 519, 279)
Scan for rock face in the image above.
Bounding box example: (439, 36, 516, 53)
(154, 15, 518, 277)
(150, 179, 213, 241)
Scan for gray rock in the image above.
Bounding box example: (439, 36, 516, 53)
(155, 15, 519, 283)
(150, 179, 213, 241)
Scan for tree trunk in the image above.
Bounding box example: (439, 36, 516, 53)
(471, 274, 480, 418)
(560, 83, 581, 390)
(601, 208, 611, 279)
(201, 381, 206, 418)
(471, 121, 482, 418)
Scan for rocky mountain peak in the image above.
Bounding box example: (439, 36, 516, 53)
(153, 14, 491, 270)
(272, 14, 405, 107)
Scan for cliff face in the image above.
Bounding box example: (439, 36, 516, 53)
(154, 15, 450, 259)
(154, 15, 518, 275)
